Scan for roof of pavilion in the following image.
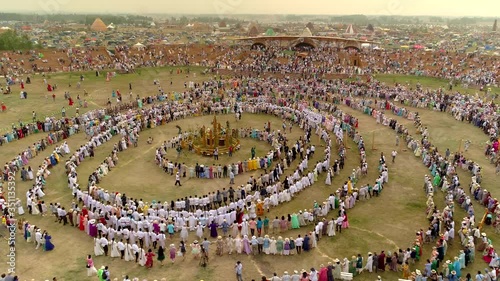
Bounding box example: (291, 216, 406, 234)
(235, 35, 378, 45)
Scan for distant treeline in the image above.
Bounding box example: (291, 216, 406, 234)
(0, 13, 153, 25)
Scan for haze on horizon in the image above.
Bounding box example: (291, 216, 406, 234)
(2, 0, 499, 18)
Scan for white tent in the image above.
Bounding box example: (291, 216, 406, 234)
(133, 42, 145, 50)
(150, 22, 156, 27)
(107, 23, 115, 29)
(345, 24, 355, 35)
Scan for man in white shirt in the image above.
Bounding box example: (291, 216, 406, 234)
(295, 235, 303, 254)
(35, 229, 43, 249)
(391, 150, 397, 163)
(175, 172, 182, 186)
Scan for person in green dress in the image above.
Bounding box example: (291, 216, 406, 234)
(276, 236, 284, 255)
(291, 213, 300, 229)
(349, 256, 357, 276)
(356, 254, 363, 275)
(157, 246, 165, 265)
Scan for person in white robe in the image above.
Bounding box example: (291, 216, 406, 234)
(327, 219, 336, 237)
(16, 199, 25, 215)
(110, 239, 120, 258)
(325, 171, 332, 185)
(94, 237, 104, 256)
(139, 248, 147, 266)
(364, 253, 374, 272)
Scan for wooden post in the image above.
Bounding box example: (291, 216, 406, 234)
(344, 130, 350, 149)
(478, 208, 489, 231)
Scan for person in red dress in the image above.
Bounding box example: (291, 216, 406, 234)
(145, 249, 155, 268)
(79, 213, 85, 231)
(1, 102, 6, 112)
(69, 97, 74, 106)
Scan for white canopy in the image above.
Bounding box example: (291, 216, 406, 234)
(133, 42, 145, 50)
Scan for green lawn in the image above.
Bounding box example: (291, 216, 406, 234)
(2, 68, 499, 281)
(373, 74, 500, 97)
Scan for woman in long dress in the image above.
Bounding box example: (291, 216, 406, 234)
(276, 236, 284, 255)
(234, 236, 242, 254)
(169, 244, 177, 263)
(27, 166, 34, 180)
(325, 171, 332, 185)
(145, 249, 155, 268)
(16, 199, 25, 215)
(86, 255, 97, 276)
(157, 246, 165, 265)
(124, 243, 132, 261)
(291, 213, 300, 229)
(191, 241, 201, 258)
(180, 226, 188, 242)
(139, 248, 147, 266)
(196, 224, 204, 239)
(94, 238, 104, 256)
(44, 233, 54, 251)
(269, 237, 277, 255)
(110, 239, 120, 258)
(242, 235, 252, 255)
(327, 219, 336, 237)
(342, 213, 349, 229)
(31, 200, 40, 215)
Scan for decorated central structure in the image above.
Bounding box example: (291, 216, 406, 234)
(185, 115, 240, 156)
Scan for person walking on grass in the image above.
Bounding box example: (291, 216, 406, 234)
(235, 261, 243, 281)
(175, 172, 182, 186)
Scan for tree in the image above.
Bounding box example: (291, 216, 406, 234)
(0, 30, 34, 50)
(494, 19, 498, 32)
(367, 24, 374, 32)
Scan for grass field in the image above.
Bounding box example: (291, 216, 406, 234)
(374, 74, 500, 97)
(0, 68, 498, 281)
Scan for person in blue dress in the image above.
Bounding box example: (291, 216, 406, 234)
(453, 257, 461, 277)
(303, 234, 310, 252)
(50, 154, 58, 166)
(44, 232, 55, 251)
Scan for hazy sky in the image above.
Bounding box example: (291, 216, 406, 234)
(3, 0, 500, 17)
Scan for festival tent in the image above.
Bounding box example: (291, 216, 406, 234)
(90, 18, 107, 32)
(265, 28, 276, 36)
(133, 42, 145, 50)
(248, 25, 260, 37)
(300, 27, 313, 37)
(413, 44, 424, 49)
(107, 23, 115, 29)
(344, 24, 355, 36)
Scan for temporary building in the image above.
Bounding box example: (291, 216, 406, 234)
(133, 42, 145, 50)
(300, 27, 313, 37)
(345, 24, 355, 35)
(248, 25, 259, 37)
(91, 18, 107, 32)
(107, 23, 115, 29)
(264, 28, 276, 36)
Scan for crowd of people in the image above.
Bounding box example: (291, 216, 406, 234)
(0, 48, 498, 280)
(11, 76, 408, 281)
